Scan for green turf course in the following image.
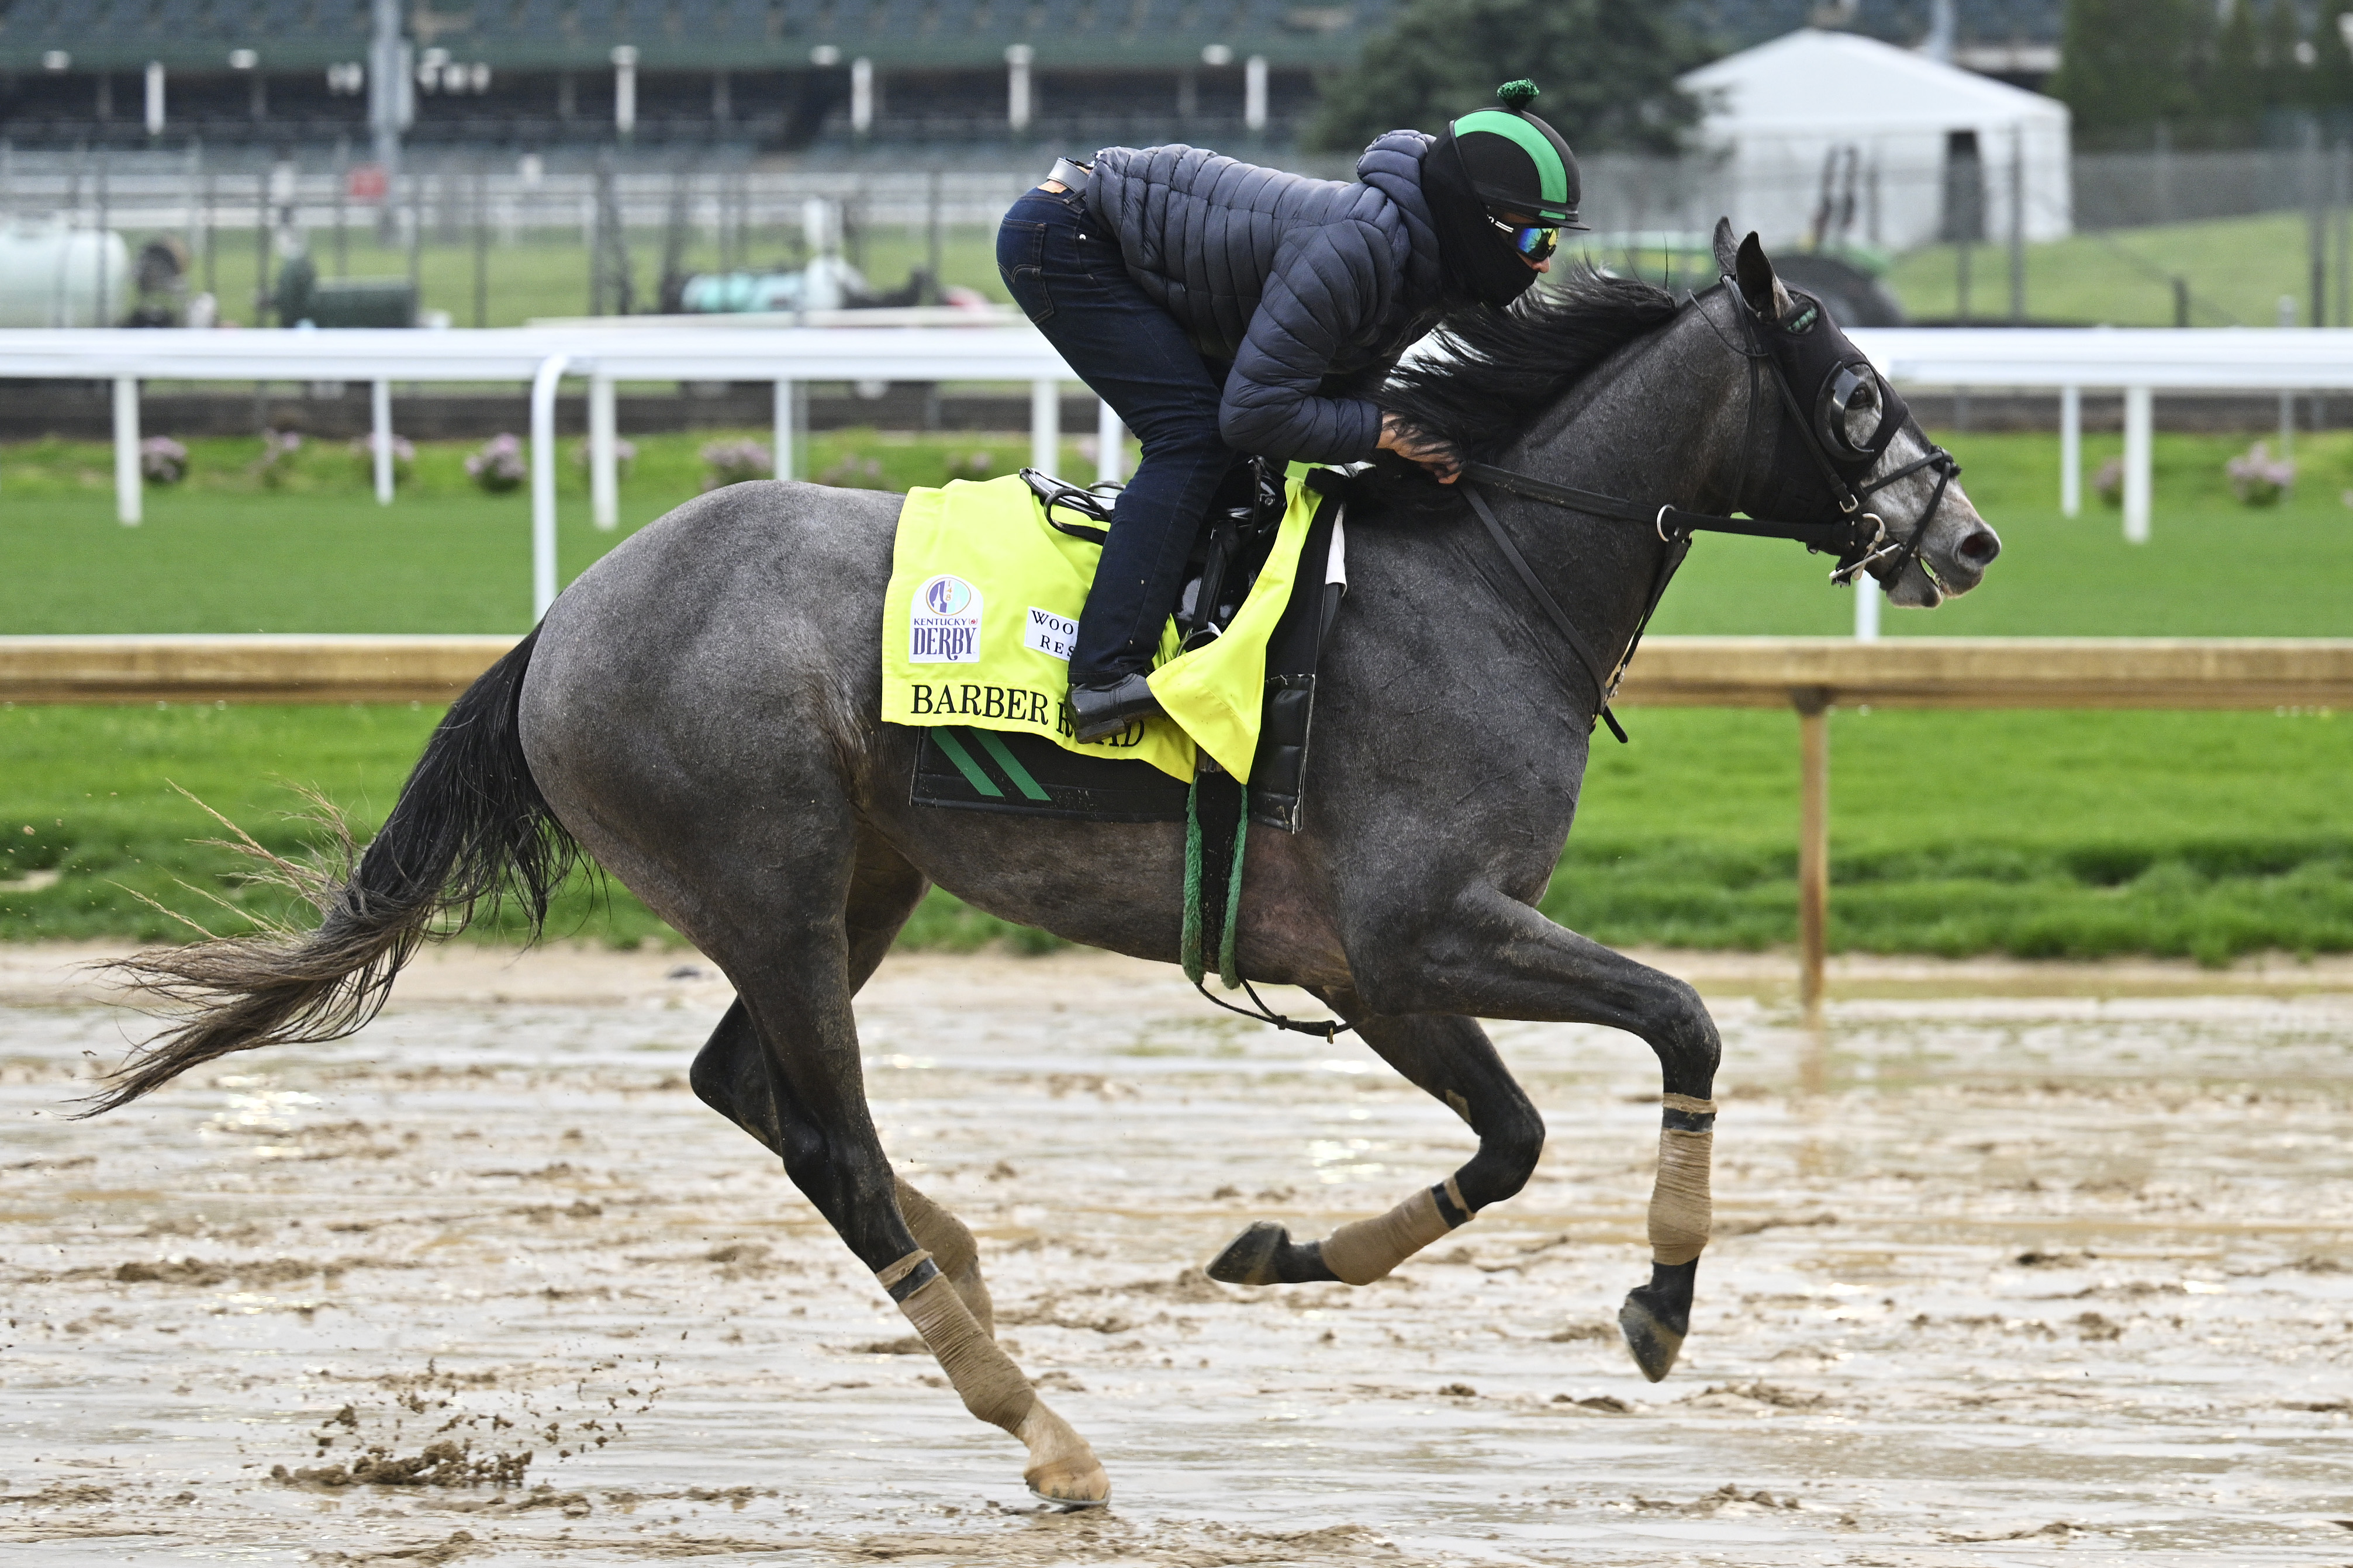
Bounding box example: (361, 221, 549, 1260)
(1885, 210, 2332, 328)
(184, 227, 1011, 331)
(182, 210, 2311, 335)
(2, 428, 2347, 960)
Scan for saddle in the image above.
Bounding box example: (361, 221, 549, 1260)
(908, 458, 1348, 836)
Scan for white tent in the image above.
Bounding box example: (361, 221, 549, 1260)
(1677, 29, 2072, 253)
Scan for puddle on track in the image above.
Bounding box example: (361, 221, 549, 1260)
(1, 953, 2349, 1564)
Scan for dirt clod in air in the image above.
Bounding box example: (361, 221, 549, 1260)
(271, 1440, 531, 1489)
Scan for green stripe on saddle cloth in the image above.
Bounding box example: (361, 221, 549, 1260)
(879, 470, 1325, 782)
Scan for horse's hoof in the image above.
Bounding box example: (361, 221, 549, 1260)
(1618, 1258, 1699, 1383)
(1026, 1476, 1111, 1511)
(1206, 1220, 1289, 1286)
(1618, 1295, 1685, 1382)
(1017, 1402, 1110, 1510)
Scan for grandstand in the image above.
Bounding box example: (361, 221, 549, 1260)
(0, 1, 2061, 154)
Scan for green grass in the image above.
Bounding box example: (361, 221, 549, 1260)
(2, 425, 2348, 960)
(1550, 708, 2353, 966)
(4, 704, 2343, 964)
(0, 429, 1079, 634)
(176, 206, 2325, 335)
(185, 226, 1010, 330)
(1653, 428, 2353, 638)
(11, 427, 2350, 637)
(1885, 209, 2328, 327)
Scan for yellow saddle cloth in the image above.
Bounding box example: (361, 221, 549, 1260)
(879, 470, 1322, 783)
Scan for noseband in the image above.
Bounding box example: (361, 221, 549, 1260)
(1454, 279, 1961, 739)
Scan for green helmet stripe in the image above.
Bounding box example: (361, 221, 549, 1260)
(1451, 109, 1571, 215)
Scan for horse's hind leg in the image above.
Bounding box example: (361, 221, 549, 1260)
(692, 1003, 997, 1335)
(1208, 1010, 1544, 1287)
(687, 835, 1098, 1502)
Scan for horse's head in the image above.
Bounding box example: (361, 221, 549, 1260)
(1710, 219, 2000, 607)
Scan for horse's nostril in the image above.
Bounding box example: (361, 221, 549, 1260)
(1958, 529, 2000, 563)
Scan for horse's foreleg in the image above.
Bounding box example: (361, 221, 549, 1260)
(1207, 1010, 1543, 1287)
(1345, 888, 1722, 1382)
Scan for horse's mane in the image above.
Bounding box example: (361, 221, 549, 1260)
(1369, 265, 1683, 500)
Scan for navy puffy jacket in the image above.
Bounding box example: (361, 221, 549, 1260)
(1082, 131, 1450, 465)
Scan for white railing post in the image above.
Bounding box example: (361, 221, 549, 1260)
(1095, 397, 1124, 485)
(1031, 379, 1060, 477)
(2058, 383, 2080, 518)
(370, 378, 395, 505)
(589, 371, 618, 529)
(1853, 583, 1880, 641)
(113, 376, 141, 525)
(530, 353, 571, 621)
(2121, 384, 2152, 544)
(773, 378, 795, 482)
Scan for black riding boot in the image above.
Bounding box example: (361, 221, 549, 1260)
(1068, 672, 1163, 742)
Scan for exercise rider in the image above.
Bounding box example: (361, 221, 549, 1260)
(996, 79, 1584, 743)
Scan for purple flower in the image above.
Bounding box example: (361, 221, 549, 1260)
(700, 439, 774, 491)
(2224, 441, 2294, 507)
(139, 435, 188, 484)
(467, 433, 527, 493)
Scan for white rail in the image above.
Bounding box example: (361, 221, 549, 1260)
(0, 324, 2347, 625)
(1849, 327, 2353, 545)
(0, 324, 1073, 618)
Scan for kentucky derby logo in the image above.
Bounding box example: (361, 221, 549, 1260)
(910, 574, 983, 663)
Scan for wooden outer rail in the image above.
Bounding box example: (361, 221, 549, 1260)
(0, 635, 524, 706)
(6, 635, 2348, 1007)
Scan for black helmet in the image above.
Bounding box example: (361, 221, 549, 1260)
(1449, 80, 1585, 229)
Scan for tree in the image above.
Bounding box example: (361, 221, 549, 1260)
(2313, 5, 2353, 119)
(1306, 0, 1708, 156)
(2258, 0, 2313, 115)
(2207, 0, 2266, 136)
(2047, 0, 2199, 147)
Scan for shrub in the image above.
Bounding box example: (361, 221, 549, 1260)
(139, 435, 188, 485)
(2092, 455, 2123, 508)
(2224, 440, 2293, 506)
(816, 453, 888, 490)
(571, 437, 637, 479)
(465, 433, 527, 494)
(252, 428, 302, 489)
(700, 439, 773, 490)
(347, 434, 416, 486)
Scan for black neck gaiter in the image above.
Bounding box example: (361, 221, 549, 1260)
(1423, 132, 1539, 309)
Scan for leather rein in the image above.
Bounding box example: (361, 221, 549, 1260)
(1452, 279, 1960, 739)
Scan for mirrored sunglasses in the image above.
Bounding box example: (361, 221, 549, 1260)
(1485, 214, 1559, 262)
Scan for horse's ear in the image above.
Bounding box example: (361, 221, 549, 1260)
(1733, 230, 1795, 320)
(1711, 217, 1739, 279)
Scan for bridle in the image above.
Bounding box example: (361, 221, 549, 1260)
(1453, 277, 1961, 740)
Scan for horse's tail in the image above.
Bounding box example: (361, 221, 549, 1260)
(85, 628, 581, 1116)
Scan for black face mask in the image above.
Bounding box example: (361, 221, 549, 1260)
(1422, 133, 1540, 309)
(1747, 287, 1910, 519)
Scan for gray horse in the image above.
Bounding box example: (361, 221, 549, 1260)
(93, 228, 1998, 1507)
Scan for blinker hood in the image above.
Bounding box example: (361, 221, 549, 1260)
(1747, 285, 1911, 518)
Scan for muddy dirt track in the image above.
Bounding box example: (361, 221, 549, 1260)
(2, 944, 2349, 1566)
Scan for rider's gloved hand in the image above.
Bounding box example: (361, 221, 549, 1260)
(1378, 414, 1461, 483)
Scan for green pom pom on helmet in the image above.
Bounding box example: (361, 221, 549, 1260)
(1494, 79, 1540, 113)
(1446, 78, 1585, 229)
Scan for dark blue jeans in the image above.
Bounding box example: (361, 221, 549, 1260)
(997, 188, 1244, 684)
